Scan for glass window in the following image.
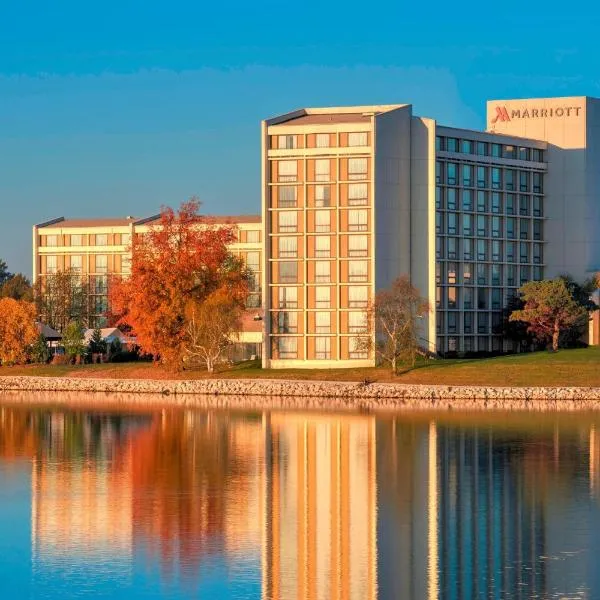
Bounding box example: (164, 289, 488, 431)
(315, 236, 330, 258)
(447, 188, 457, 210)
(315, 185, 331, 207)
(464, 312, 474, 334)
(533, 243, 543, 264)
(533, 266, 543, 281)
(315, 337, 331, 359)
(315, 286, 330, 308)
(436, 211, 442, 234)
(278, 286, 298, 308)
(477, 142, 488, 156)
(504, 169, 515, 191)
(461, 139, 474, 154)
(315, 261, 330, 283)
(462, 190, 473, 211)
(96, 255, 108, 274)
(533, 173, 543, 194)
(70, 234, 82, 246)
(436, 238, 443, 259)
(492, 216, 501, 238)
(348, 311, 367, 333)
(447, 312, 458, 334)
(349, 337, 368, 359)
(518, 147, 530, 161)
(492, 240, 502, 261)
(506, 217, 516, 239)
(447, 213, 457, 235)
(279, 261, 298, 283)
(315, 210, 330, 232)
(491, 168, 502, 190)
(436, 136, 443, 151)
(348, 209, 368, 231)
(315, 311, 331, 333)
(348, 260, 368, 282)
(520, 220, 529, 240)
(348, 183, 368, 206)
(279, 185, 297, 208)
(491, 264, 502, 287)
(95, 234, 108, 246)
(477, 285, 487, 307)
(278, 135, 297, 149)
(477, 166, 487, 188)
(447, 163, 458, 185)
(348, 286, 368, 308)
(520, 265, 531, 286)
(532, 148, 543, 162)
(491, 143, 501, 157)
(447, 138, 458, 152)
(503, 145, 516, 159)
(436, 161, 442, 184)
(278, 237, 298, 258)
(462, 164, 473, 187)
(477, 239, 486, 260)
(276, 337, 298, 359)
(464, 286, 474, 309)
(519, 195, 529, 216)
(279, 211, 297, 233)
(477, 215, 487, 237)
(348, 132, 368, 147)
(274, 311, 298, 334)
(246, 230, 260, 243)
(506, 242, 516, 263)
(462, 214, 473, 236)
(506, 264, 516, 286)
(45, 235, 58, 247)
(533, 220, 542, 240)
(519, 171, 529, 192)
(477, 191, 487, 212)
(463, 238, 473, 260)
(491, 193, 502, 214)
(447, 287, 457, 308)
(348, 235, 368, 257)
(315, 159, 330, 182)
(46, 255, 58, 274)
(348, 158, 368, 180)
(447, 237, 457, 259)
(478, 311, 489, 333)
(278, 160, 297, 182)
(506, 194, 515, 215)
(520, 242, 529, 263)
(436, 187, 442, 209)
(316, 133, 330, 148)
(447, 262, 457, 284)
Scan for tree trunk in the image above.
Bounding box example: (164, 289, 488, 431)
(207, 358, 214, 373)
(391, 355, 396, 375)
(552, 319, 560, 352)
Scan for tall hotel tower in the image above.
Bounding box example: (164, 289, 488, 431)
(262, 98, 600, 367)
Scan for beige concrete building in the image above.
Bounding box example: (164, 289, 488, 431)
(33, 214, 263, 358)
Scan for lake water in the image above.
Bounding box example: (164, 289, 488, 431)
(1, 401, 599, 599)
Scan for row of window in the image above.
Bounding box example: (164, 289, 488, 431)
(44, 254, 118, 274)
(436, 136, 544, 162)
(276, 209, 368, 233)
(42, 233, 130, 248)
(437, 311, 505, 335)
(437, 238, 542, 261)
(274, 260, 369, 283)
(436, 188, 543, 216)
(272, 183, 369, 208)
(272, 311, 367, 334)
(274, 158, 368, 182)
(275, 235, 369, 259)
(437, 335, 508, 354)
(436, 260, 542, 286)
(436, 162, 543, 193)
(272, 336, 368, 360)
(436, 214, 542, 240)
(273, 132, 369, 150)
(275, 285, 369, 309)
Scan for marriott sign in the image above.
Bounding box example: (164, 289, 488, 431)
(490, 105, 582, 123)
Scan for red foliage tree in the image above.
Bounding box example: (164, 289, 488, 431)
(109, 199, 249, 367)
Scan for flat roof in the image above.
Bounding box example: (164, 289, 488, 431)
(279, 113, 372, 125)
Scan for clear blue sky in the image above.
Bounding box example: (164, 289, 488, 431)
(1, 0, 598, 276)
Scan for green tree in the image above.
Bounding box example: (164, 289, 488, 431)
(109, 337, 122, 356)
(88, 328, 107, 355)
(363, 275, 430, 374)
(0, 259, 12, 287)
(31, 334, 51, 364)
(1, 274, 33, 301)
(62, 321, 86, 362)
(510, 278, 590, 352)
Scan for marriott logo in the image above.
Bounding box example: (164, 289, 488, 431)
(490, 105, 582, 123)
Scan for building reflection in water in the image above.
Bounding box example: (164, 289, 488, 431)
(1, 405, 600, 598)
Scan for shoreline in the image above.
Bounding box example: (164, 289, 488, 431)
(2, 375, 600, 411)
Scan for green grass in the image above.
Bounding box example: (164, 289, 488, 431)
(2, 347, 600, 387)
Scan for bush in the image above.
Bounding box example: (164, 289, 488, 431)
(51, 354, 70, 365)
(109, 350, 140, 363)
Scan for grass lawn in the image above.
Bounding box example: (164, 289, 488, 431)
(1, 346, 600, 387)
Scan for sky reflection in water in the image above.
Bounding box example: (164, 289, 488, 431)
(0, 401, 599, 599)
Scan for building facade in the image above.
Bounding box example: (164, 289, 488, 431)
(32, 214, 263, 358)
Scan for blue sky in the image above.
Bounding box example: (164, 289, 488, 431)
(1, 0, 598, 276)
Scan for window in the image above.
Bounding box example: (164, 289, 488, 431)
(462, 164, 473, 187)
(519, 171, 529, 192)
(533, 173, 543, 194)
(492, 217, 501, 238)
(245, 251, 260, 272)
(520, 265, 531, 285)
(506, 194, 515, 215)
(447, 163, 458, 185)
(315, 337, 331, 360)
(477, 166, 487, 188)
(477, 238, 486, 260)
(477, 215, 486, 237)
(348, 158, 368, 180)
(533, 243, 543, 264)
(279, 262, 297, 283)
(503, 145, 516, 159)
(70, 234, 82, 246)
(278, 237, 298, 258)
(463, 263, 473, 284)
(463, 238, 473, 260)
(436, 263, 441, 284)
(436, 187, 442, 209)
(477, 263, 487, 285)
(315, 210, 330, 232)
(94, 275, 108, 294)
(315, 185, 331, 207)
(436, 211, 442, 234)
(349, 337, 368, 359)
(447, 237, 457, 259)
(278, 286, 298, 308)
(491, 168, 502, 190)
(436, 136, 443, 151)
(519, 195, 529, 216)
(436, 287, 442, 308)
(348, 235, 368, 257)
(462, 214, 473, 236)
(447, 213, 457, 235)
(278, 185, 297, 208)
(316, 133, 330, 148)
(477, 142, 488, 156)
(315, 261, 330, 283)
(348, 311, 367, 333)
(507, 264, 516, 286)
(274, 311, 298, 333)
(314, 236, 331, 258)
(247, 230, 260, 243)
(448, 312, 457, 334)
(348, 183, 368, 206)
(477, 191, 487, 212)
(462, 190, 473, 211)
(348, 209, 368, 231)
(348, 286, 368, 308)
(46, 255, 58, 274)
(276, 337, 298, 359)
(505, 169, 515, 191)
(506, 242, 516, 263)
(492, 193, 502, 214)
(348, 261, 368, 282)
(491, 143, 501, 157)
(447, 287, 457, 309)
(533, 266, 543, 281)
(436, 161, 442, 184)
(278, 135, 296, 149)
(464, 312, 474, 334)
(315, 286, 330, 308)
(464, 287, 474, 309)
(478, 311, 489, 333)
(45, 235, 58, 247)
(447, 188, 457, 210)
(520, 220, 529, 240)
(506, 218, 516, 239)
(95, 255, 108, 274)
(532, 148, 543, 162)
(491, 264, 502, 286)
(461, 139, 474, 154)
(520, 242, 529, 263)
(533, 220, 542, 241)
(446, 138, 458, 152)
(278, 160, 297, 182)
(315, 312, 331, 334)
(278, 211, 297, 233)
(447, 262, 457, 284)
(70, 255, 82, 274)
(315, 159, 330, 182)
(348, 132, 368, 147)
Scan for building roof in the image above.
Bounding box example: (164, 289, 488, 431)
(205, 215, 261, 224)
(282, 113, 373, 125)
(36, 322, 62, 340)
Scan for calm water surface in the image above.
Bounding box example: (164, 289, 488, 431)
(1, 399, 600, 599)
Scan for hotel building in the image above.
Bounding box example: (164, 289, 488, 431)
(32, 214, 263, 358)
(262, 97, 600, 367)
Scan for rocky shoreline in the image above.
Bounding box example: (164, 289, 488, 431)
(1, 376, 600, 411)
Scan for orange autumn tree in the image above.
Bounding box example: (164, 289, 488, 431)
(109, 199, 249, 367)
(0, 298, 38, 365)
